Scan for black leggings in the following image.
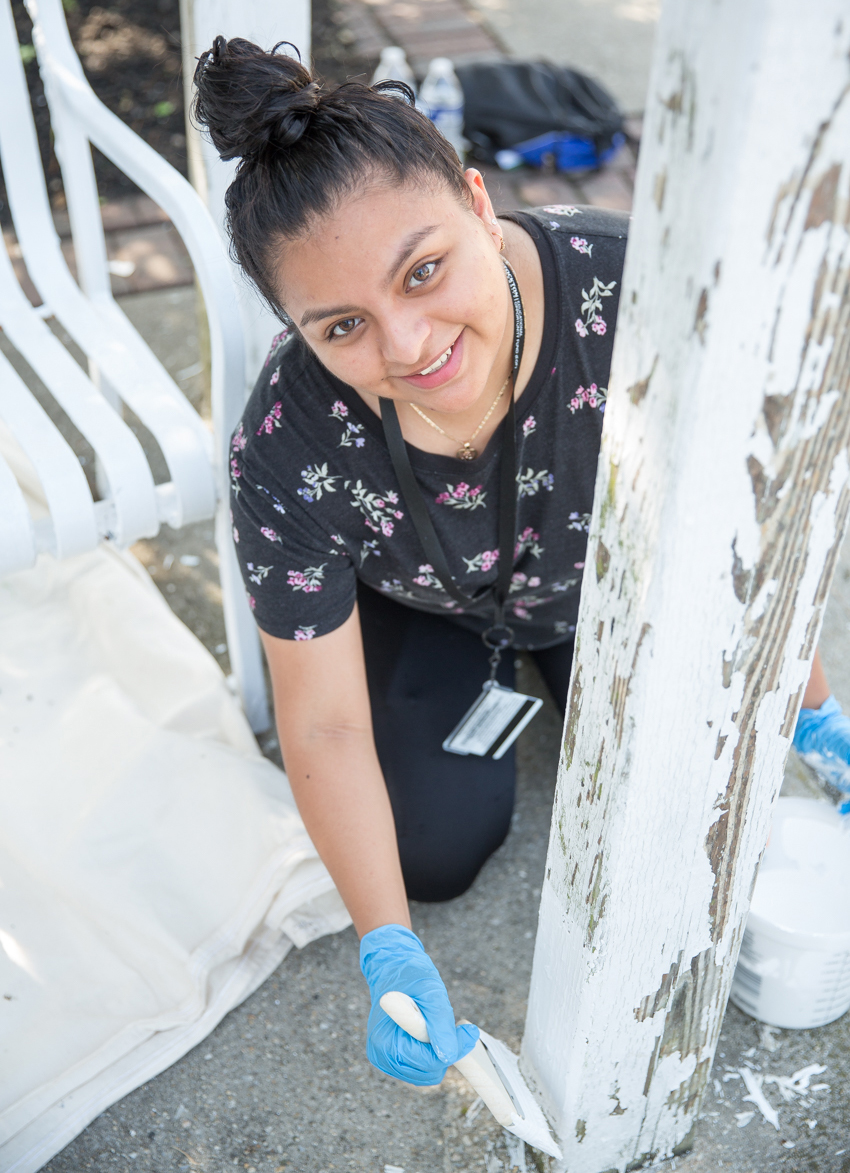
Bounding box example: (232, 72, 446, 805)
(357, 582, 573, 902)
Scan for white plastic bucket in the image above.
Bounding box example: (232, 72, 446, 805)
(730, 797, 850, 1029)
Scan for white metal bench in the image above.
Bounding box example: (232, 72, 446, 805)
(0, 0, 269, 730)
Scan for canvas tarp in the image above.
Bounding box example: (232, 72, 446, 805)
(0, 526, 349, 1173)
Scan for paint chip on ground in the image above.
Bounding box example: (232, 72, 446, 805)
(739, 1068, 780, 1130)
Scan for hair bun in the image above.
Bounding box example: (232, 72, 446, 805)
(193, 37, 321, 162)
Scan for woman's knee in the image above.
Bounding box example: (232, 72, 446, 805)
(398, 818, 511, 902)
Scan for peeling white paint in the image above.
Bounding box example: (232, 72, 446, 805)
(520, 1, 850, 1169)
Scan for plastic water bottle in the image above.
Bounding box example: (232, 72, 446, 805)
(371, 46, 416, 94)
(419, 57, 465, 160)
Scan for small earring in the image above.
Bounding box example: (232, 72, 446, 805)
(499, 235, 505, 252)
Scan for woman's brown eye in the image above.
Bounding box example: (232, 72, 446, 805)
(331, 317, 360, 338)
(408, 261, 436, 288)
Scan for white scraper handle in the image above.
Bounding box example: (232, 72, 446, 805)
(380, 991, 515, 1127)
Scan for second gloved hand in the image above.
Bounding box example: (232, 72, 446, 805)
(360, 924, 479, 1086)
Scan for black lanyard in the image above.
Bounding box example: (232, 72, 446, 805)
(380, 261, 525, 675)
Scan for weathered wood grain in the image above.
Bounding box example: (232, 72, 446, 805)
(521, 1, 850, 1168)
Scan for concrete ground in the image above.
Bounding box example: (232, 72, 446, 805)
(464, 0, 659, 115)
(28, 270, 849, 1173)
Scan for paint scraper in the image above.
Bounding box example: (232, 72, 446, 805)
(380, 990, 562, 1159)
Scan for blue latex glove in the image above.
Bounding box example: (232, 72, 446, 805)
(794, 694, 850, 813)
(360, 924, 479, 1086)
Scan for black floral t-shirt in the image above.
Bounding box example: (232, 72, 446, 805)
(230, 206, 627, 650)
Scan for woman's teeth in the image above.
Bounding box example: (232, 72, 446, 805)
(417, 346, 452, 376)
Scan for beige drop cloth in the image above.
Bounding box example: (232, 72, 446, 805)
(0, 539, 350, 1173)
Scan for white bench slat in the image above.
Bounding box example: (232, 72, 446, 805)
(28, 0, 248, 482)
(0, 353, 98, 558)
(0, 0, 216, 529)
(0, 240, 161, 547)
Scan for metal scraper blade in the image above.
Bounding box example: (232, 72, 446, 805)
(477, 1028, 563, 1159)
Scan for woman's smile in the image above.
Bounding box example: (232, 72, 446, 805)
(397, 329, 464, 390)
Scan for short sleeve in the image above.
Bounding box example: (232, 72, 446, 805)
(230, 452, 356, 641)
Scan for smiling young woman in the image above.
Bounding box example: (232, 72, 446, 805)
(192, 37, 848, 1088)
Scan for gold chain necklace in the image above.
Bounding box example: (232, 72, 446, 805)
(408, 374, 511, 461)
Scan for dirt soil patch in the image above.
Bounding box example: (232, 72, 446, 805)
(5, 0, 375, 228)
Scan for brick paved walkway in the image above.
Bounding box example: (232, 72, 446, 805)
(6, 195, 193, 306)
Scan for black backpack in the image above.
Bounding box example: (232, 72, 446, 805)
(455, 61, 624, 162)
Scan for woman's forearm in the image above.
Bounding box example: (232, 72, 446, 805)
(280, 723, 410, 937)
(259, 612, 410, 938)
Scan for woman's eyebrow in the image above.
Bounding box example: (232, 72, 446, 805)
(300, 303, 359, 328)
(385, 224, 440, 286)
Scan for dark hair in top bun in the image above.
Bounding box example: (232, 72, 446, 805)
(193, 38, 470, 320)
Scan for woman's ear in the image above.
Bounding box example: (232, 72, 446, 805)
(464, 167, 501, 249)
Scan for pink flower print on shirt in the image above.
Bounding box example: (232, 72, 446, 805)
(330, 401, 366, 449)
(270, 366, 280, 386)
(347, 481, 404, 535)
(247, 593, 256, 610)
(515, 527, 544, 560)
(231, 423, 247, 452)
(435, 482, 486, 510)
(264, 328, 290, 366)
(528, 576, 540, 588)
(569, 384, 608, 414)
(413, 564, 443, 589)
(294, 625, 317, 641)
(542, 204, 579, 216)
(575, 562, 585, 569)
(510, 572, 527, 593)
(257, 401, 283, 435)
(230, 456, 242, 496)
(513, 604, 531, 620)
(260, 526, 282, 543)
(522, 416, 537, 438)
(232, 525, 239, 544)
(463, 549, 499, 574)
(570, 236, 593, 256)
(287, 564, 326, 593)
(576, 276, 616, 338)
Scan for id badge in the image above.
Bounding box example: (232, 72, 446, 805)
(443, 681, 543, 759)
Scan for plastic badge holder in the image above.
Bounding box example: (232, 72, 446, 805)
(443, 680, 543, 759)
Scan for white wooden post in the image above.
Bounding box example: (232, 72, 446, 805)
(179, 0, 310, 384)
(522, 1, 850, 1167)
(176, 0, 309, 735)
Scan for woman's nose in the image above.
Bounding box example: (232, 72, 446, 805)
(378, 312, 432, 370)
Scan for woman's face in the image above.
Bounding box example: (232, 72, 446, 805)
(274, 170, 511, 417)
